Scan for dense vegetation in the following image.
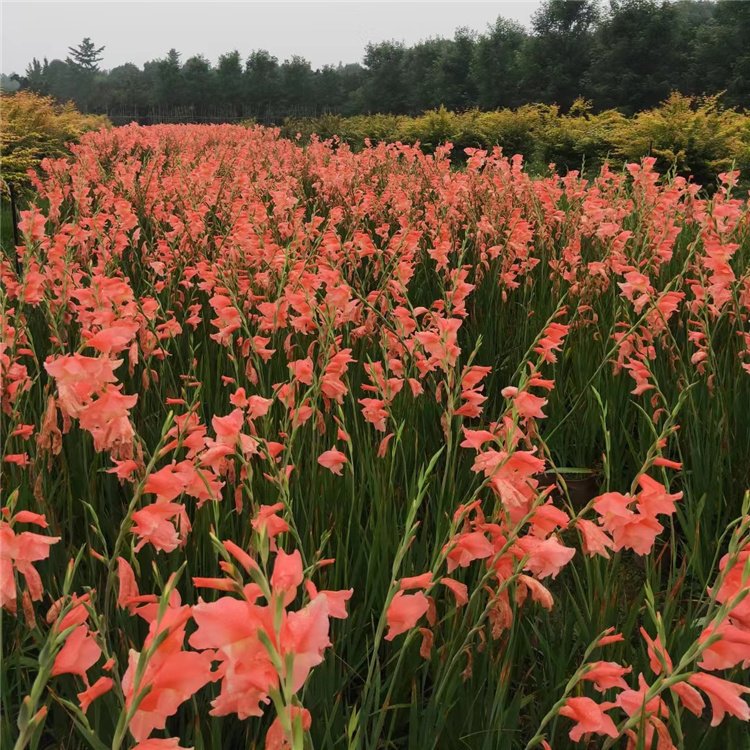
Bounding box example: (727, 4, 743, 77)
(0, 92, 109, 190)
(6, 0, 750, 122)
(283, 94, 750, 184)
(2, 124, 750, 750)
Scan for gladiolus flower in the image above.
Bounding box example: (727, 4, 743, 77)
(582, 661, 632, 692)
(265, 706, 312, 750)
(52, 625, 101, 681)
(271, 549, 304, 605)
(559, 697, 618, 742)
(385, 591, 430, 640)
(317, 447, 347, 475)
(77, 676, 114, 713)
(688, 672, 750, 726)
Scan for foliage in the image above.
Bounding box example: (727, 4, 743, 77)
(609, 93, 749, 185)
(285, 95, 750, 185)
(7, 0, 750, 122)
(0, 91, 109, 192)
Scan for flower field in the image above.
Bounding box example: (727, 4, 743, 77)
(2, 124, 750, 749)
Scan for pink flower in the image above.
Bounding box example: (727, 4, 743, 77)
(515, 535, 575, 579)
(582, 661, 632, 692)
(317, 447, 347, 475)
(132, 740, 192, 750)
(689, 672, 750, 726)
(271, 549, 304, 605)
(385, 591, 430, 641)
(635, 475, 682, 517)
(559, 697, 618, 742)
(513, 391, 547, 420)
(265, 706, 311, 749)
(698, 622, 750, 671)
(77, 676, 114, 713)
(578, 519, 614, 559)
(445, 532, 494, 572)
(131, 502, 191, 553)
(52, 625, 101, 682)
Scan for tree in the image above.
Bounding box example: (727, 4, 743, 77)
(362, 41, 409, 114)
(521, 0, 599, 109)
(62, 38, 106, 112)
(402, 38, 450, 112)
(433, 29, 478, 111)
(692, 0, 750, 107)
(67, 38, 105, 72)
(181, 55, 215, 113)
(471, 18, 526, 109)
(5, 3, 747, 122)
(153, 49, 184, 108)
(217, 51, 244, 113)
(587, 0, 684, 113)
(245, 50, 280, 117)
(24, 58, 50, 95)
(106, 64, 149, 112)
(279, 56, 316, 112)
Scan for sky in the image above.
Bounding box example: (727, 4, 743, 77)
(1, 1, 540, 76)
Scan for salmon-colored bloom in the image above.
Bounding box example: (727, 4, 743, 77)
(271, 549, 304, 605)
(400, 573, 433, 591)
(52, 624, 102, 682)
(445, 531, 494, 572)
(317, 447, 347, 475)
(640, 627, 673, 675)
(635, 475, 682, 517)
(671, 681, 705, 717)
(515, 535, 575, 579)
(385, 591, 430, 640)
(578, 519, 614, 559)
(122, 600, 214, 741)
(77, 676, 114, 713)
(688, 672, 750, 726)
(559, 696, 618, 742)
(513, 391, 547, 420)
(44, 354, 121, 419)
(699, 621, 750, 671)
(440, 577, 469, 605)
(131, 502, 191, 553)
(78, 384, 137, 457)
(0, 515, 60, 612)
(303, 581, 353, 619)
(190, 597, 278, 718)
(252, 503, 290, 541)
(582, 661, 632, 692)
(265, 706, 312, 750)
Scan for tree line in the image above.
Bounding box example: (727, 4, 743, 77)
(7, 0, 750, 122)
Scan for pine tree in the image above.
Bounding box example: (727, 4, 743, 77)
(67, 38, 105, 72)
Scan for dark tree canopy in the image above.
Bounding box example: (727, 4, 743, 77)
(13, 1, 750, 122)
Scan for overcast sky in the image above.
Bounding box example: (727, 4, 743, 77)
(2, 1, 540, 75)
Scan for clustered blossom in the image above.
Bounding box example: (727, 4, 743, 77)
(556, 534, 750, 748)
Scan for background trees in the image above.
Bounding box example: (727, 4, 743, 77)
(10, 0, 750, 122)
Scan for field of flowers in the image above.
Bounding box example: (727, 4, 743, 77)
(2, 124, 750, 749)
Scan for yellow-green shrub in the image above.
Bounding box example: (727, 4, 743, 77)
(1, 91, 109, 191)
(609, 93, 749, 183)
(286, 95, 750, 184)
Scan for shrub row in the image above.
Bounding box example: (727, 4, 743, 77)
(282, 94, 750, 185)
